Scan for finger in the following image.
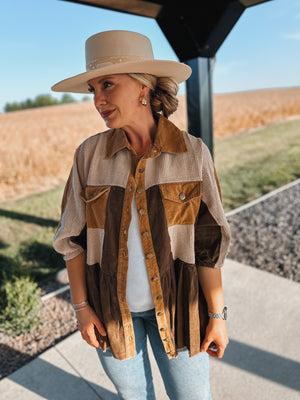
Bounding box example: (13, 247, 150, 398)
(95, 319, 107, 336)
(200, 338, 211, 353)
(208, 345, 225, 359)
(81, 328, 101, 348)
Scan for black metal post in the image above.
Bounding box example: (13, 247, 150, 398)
(184, 57, 214, 158)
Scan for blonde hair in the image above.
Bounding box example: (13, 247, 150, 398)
(128, 73, 179, 118)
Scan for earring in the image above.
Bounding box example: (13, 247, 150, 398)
(140, 98, 148, 106)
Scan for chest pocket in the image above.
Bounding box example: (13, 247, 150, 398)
(159, 181, 201, 227)
(80, 185, 110, 229)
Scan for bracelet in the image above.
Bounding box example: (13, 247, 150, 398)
(74, 304, 88, 312)
(72, 299, 88, 308)
(208, 306, 227, 320)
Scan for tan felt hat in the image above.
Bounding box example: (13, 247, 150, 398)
(51, 30, 192, 93)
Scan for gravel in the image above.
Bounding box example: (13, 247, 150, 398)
(227, 181, 300, 283)
(1, 181, 299, 380)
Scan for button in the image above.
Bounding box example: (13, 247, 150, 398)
(151, 275, 159, 281)
(179, 193, 186, 201)
(123, 230, 127, 235)
(139, 209, 146, 216)
(156, 295, 162, 300)
(146, 253, 154, 259)
(160, 327, 167, 332)
(157, 311, 164, 316)
(136, 187, 143, 194)
(128, 336, 133, 341)
(122, 250, 127, 257)
(139, 168, 145, 173)
(142, 231, 149, 238)
(126, 207, 129, 213)
(127, 324, 131, 329)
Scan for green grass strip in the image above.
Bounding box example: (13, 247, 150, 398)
(215, 119, 300, 211)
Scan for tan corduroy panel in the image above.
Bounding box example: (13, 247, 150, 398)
(80, 185, 110, 229)
(159, 181, 201, 226)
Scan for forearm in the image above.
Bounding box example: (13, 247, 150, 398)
(66, 251, 87, 304)
(197, 266, 225, 313)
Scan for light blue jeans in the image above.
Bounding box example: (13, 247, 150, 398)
(96, 308, 211, 400)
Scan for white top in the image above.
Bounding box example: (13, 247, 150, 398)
(126, 195, 155, 312)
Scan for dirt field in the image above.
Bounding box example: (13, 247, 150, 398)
(0, 87, 299, 201)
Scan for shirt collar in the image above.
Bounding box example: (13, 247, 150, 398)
(105, 114, 188, 159)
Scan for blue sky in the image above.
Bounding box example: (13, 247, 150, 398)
(0, 0, 299, 111)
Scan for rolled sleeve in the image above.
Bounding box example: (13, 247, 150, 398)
(53, 147, 86, 261)
(195, 142, 231, 268)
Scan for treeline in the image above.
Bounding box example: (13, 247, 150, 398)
(4, 93, 89, 112)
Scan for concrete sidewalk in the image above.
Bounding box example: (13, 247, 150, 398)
(1, 259, 299, 400)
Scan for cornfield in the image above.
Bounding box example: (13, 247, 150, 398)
(0, 87, 299, 201)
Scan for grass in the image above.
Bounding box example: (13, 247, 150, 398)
(215, 119, 300, 211)
(0, 118, 299, 284)
(0, 185, 65, 285)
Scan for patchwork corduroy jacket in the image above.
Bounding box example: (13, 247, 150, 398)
(53, 115, 231, 360)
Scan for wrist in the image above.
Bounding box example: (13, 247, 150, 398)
(72, 299, 89, 312)
(208, 306, 227, 320)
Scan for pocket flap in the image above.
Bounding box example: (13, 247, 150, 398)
(160, 182, 201, 203)
(80, 185, 110, 203)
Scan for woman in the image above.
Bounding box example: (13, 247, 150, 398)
(52, 30, 231, 400)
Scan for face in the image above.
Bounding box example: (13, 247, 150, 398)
(88, 74, 147, 129)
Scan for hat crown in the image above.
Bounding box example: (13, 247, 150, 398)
(85, 30, 154, 71)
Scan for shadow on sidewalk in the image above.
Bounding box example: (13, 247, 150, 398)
(5, 351, 118, 400)
(220, 339, 300, 392)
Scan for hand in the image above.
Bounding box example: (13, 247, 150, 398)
(76, 305, 107, 348)
(200, 318, 229, 358)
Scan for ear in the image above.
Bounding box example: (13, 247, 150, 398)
(139, 85, 150, 99)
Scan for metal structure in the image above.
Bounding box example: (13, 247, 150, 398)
(62, 0, 271, 155)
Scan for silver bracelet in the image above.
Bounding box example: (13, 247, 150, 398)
(72, 299, 88, 308)
(74, 304, 88, 312)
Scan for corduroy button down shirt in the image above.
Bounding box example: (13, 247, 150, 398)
(53, 115, 231, 360)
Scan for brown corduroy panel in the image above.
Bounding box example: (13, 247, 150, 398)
(194, 200, 222, 268)
(101, 186, 125, 275)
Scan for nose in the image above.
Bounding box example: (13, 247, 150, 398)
(93, 89, 107, 108)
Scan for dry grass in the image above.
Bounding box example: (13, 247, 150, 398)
(0, 87, 299, 201)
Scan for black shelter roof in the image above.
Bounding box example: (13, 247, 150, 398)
(62, 0, 271, 61)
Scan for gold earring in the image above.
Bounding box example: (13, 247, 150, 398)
(140, 98, 148, 106)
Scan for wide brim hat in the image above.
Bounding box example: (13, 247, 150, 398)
(51, 30, 192, 93)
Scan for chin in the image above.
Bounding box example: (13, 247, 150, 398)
(104, 119, 123, 130)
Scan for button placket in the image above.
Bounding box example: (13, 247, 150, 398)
(134, 159, 174, 357)
(116, 174, 138, 358)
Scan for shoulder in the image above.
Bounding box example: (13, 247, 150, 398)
(77, 129, 112, 154)
(181, 130, 209, 156)
(181, 130, 214, 168)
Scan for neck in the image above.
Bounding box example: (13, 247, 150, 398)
(124, 113, 157, 156)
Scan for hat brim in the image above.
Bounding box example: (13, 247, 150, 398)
(51, 60, 191, 93)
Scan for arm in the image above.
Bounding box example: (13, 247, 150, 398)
(198, 267, 228, 358)
(66, 252, 107, 348)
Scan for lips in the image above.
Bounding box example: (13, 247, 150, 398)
(99, 109, 115, 119)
